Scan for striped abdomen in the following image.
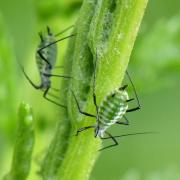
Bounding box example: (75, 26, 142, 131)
(98, 89, 129, 128)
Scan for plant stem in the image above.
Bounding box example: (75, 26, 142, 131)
(4, 102, 35, 180)
(40, 27, 76, 179)
(41, 0, 148, 179)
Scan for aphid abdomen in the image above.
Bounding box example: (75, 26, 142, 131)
(35, 34, 57, 89)
(44, 35, 57, 68)
(98, 90, 129, 127)
(36, 35, 57, 72)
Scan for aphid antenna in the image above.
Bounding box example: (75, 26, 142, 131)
(55, 25, 74, 37)
(99, 131, 157, 151)
(126, 70, 141, 108)
(102, 131, 157, 140)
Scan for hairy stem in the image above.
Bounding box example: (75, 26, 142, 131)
(41, 0, 148, 179)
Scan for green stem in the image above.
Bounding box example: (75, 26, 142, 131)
(4, 102, 35, 180)
(41, 0, 148, 179)
(40, 27, 76, 179)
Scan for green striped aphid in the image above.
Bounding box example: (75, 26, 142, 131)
(20, 26, 75, 108)
(72, 53, 141, 151)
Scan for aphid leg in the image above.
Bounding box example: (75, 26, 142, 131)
(76, 125, 95, 136)
(46, 91, 59, 99)
(43, 88, 66, 104)
(99, 131, 118, 151)
(119, 84, 128, 90)
(50, 87, 60, 92)
(55, 25, 74, 37)
(116, 116, 129, 125)
(38, 26, 75, 69)
(43, 87, 67, 108)
(71, 90, 96, 118)
(37, 32, 52, 68)
(127, 106, 140, 112)
(126, 98, 134, 102)
(38, 34, 75, 56)
(37, 34, 75, 70)
(19, 63, 41, 89)
(126, 71, 141, 112)
(126, 99, 140, 112)
(92, 50, 99, 113)
(50, 86, 68, 95)
(43, 73, 71, 79)
(37, 50, 52, 69)
(126, 97, 140, 112)
(48, 86, 68, 100)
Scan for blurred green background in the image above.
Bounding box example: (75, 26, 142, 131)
(0, 0, 180, 179)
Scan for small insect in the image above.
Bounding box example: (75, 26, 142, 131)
(71, 52, 142, 151)
(20, 25, 75, 108)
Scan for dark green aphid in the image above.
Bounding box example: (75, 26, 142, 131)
(72, 52, 142, 151)
(20, 26, 75, 108)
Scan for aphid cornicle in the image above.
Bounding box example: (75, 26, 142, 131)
(71, 51, 141, 151)
(20, 25, 75, 108)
